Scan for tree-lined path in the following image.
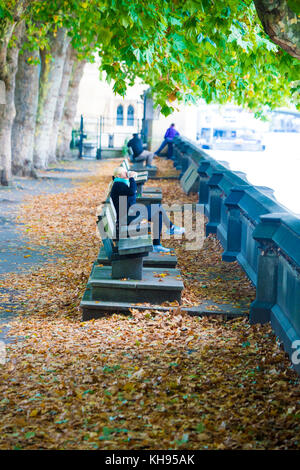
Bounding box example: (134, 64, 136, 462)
(0, 158, 299, 450)
(0, 0, 299, 452)
(0, 160, 100, 345)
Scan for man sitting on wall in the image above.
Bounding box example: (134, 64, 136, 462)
(127, 133, 155, 168)
(154, 123, 179, 159)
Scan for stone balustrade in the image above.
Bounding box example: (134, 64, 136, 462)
(173, 135, 300, 374)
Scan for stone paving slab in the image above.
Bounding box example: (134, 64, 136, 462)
(89, 265, 183, 289)
(86, 265, 184, 304)
(81, 293, 248, 321)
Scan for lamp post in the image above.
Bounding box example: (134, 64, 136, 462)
(78, 114, 87, 159)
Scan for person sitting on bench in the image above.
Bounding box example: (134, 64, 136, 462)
(127, 133, 155, 168)
(110, 167, 185, 253)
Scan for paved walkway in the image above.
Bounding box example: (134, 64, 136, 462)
(0, 160, 99, 343)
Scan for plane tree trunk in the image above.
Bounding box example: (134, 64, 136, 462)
(12, 44, 39, 177)
(48, 44, 75, 164)
(33, 28, 70, 169)
(0, 20, 24, 185)
(56, 57, 86, 160)
(254, 0, 300, 60)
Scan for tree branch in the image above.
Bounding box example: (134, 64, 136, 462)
(254, 0, 300, 60)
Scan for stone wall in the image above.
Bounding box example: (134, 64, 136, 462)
(174, 135, 300, 375)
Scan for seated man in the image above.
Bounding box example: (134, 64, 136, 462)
(127, 133, 155, 168)
(110, 167, 185, 253)
(154, 123, 179, 159)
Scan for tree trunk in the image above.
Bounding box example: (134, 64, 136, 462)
(254, 0, 300, 60)
(56, 58, 87, 160)
(11, 46, 39, 177)
(48, 44, 75, 164)
(0, 22, 23, 185)
(33, 28, 71, 169)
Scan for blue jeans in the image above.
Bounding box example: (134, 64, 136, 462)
(147, 204, 173, 245)
(155, 138, 174, 158)
(127, 204, 172, 246)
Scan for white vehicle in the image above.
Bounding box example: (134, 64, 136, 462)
(197, 125, 265, 151)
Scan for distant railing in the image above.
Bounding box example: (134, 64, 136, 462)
(173, 135, 300, 375)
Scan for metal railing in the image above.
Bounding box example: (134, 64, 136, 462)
(99, 116, 143, 150)
(73, 116, 143, 159)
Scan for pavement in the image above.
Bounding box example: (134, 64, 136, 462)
(0, 159, 98, 344)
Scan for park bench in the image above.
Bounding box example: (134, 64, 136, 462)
(126, 150, 158, 177)
(180, 163, 200, 195)
(122, 157, 148, 177)
(99, 188, 177, 269)
(80, 198, 184, 319)
(121, 158, 148, 190)
(80, 151, 187, 319)
(105, 166, 162, 205)
(121, 159, 163, 205)
(122, 158, 161, 191)
(97, 198, 153, 280)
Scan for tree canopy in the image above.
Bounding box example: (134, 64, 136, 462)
(0, 0, 299, 116)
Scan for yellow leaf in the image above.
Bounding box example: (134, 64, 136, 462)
(124, 382, 135, 391)
(197, 433, 209, 441)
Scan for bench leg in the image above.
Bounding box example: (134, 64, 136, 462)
(136, 182, 143, 195)
(111, 257, 143, 280)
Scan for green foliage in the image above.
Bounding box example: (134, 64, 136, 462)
(91, 0, 300, 113)
(0, 0, 299, 114)
(287, 0, 300, 15)
(122, 137, 130, 156)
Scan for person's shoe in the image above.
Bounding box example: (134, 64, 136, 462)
(153, 245, 171, 253)
(166, 225, 185, 235)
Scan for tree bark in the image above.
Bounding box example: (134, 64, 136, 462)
(0, 21, 24, 185)
(56, 57, 87, 160)
(33, 28, 71, 169)
(12, 45, 39, 177)
(48, 44, 75, 164)
(254, 0, 300, 60)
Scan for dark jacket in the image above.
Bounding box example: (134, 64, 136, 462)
(127, 136, 143, 159)
(110, 178, 137, 224)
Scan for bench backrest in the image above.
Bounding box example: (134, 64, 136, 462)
(97, 198, 118, 259)
(98, 198, 153, 260)
(105, 180, 113, 199)
(121, 159, 148, 183)
(122, 158, 130, 172)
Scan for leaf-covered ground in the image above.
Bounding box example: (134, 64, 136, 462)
(0, 158, 299, 450)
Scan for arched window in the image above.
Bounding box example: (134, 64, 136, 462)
(127, 105, 134, 126)
(116, 105, 124, 126)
